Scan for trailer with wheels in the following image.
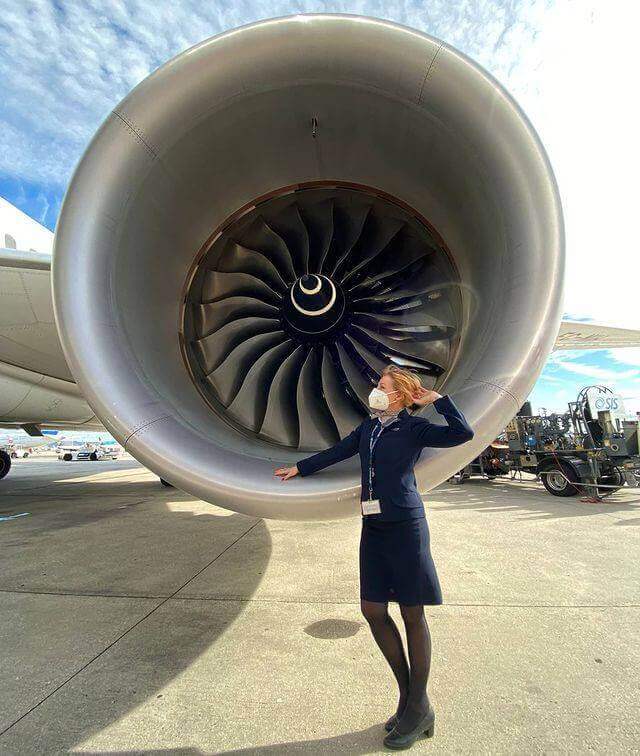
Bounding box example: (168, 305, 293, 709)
(450, 385, 640, 498)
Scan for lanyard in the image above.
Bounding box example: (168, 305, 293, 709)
(367, 420, 385, 500)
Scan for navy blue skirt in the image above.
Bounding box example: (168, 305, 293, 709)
(359, 515, 443, 606)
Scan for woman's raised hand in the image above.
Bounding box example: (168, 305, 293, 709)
(274, 465, 299, 481)
(411, 387, 442, 407)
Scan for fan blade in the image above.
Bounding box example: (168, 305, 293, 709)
(300, 197, 334, 273)
(192, 316, 282, 374)
(258, 345, 309, 446)
(331, 205, 372, 280)
(347, 323, 447, 377)
(342, 332, 391, 377)
(205, 331, 288, 405)
(352, 258, 456, 303)
(325, 201, 371, 277)
(238, 216, 298, 283)
(201, 270, 283, 306)
(334, 338, 375, 408)
(351, 314, 456, 342)
(217, 239, 289, 293)
(347, 249, 436, 298)
(320, 345, 367, 437)
(195, 296, 279, 338)
(338, 334, 379, 385)
(224, 339, 298, 431)
(296, 346, 340, 450)
(262, 202, 310, 278)
(340, 216, 406, 287)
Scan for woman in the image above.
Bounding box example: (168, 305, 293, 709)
(274, 364, 474, 749)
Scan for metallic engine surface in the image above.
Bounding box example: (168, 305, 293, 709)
(52, 14, 564, 519)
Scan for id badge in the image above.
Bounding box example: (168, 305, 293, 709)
(361, 498, 381, 515)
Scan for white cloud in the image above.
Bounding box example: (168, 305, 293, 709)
(0, 0, 547, 192)
(604, 347, 640, 369)
(558, 361, 639, 383)
(538, 346, 640, 415)
(546, 349, 639, 380)
(502, 1, 640, 330)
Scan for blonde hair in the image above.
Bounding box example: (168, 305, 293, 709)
(381, 364, 424, 409)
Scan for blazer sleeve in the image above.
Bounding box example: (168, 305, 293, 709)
(296, 422, 364, 477)
(410, 394, 474, 448)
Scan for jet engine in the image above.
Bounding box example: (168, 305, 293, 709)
(51, 14, 564, 519)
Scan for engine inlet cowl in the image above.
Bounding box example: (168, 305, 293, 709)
(52, 14, 564, 520)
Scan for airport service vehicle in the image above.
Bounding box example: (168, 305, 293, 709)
(0, 443, 33, 459)
(58, 443, 121, 462)
(76, 446, 103, 461)
(58, 444, 85, 462)
(3, 16, 640, 507)
(98, 442, 123, 460)
(7, 446, 32, 459)
(1, 440, 41, 478)
(450, 385, 640, 498)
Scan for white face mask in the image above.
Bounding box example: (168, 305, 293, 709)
(368, 387, 401, 410)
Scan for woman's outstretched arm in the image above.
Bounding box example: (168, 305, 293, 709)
(296, 422, 364, 476)
(411, 394, 474, 448)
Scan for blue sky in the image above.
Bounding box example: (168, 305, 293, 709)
(1, 0, 639, 417)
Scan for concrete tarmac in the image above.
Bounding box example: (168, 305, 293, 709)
(1, 455, 639, 754)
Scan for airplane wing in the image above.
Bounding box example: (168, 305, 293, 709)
(0, 247, 69, 378)
(554, 319, 640, 350)
(0, 248, 102, 432)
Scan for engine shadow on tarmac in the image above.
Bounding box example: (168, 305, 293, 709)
(0, 459, 280, 749)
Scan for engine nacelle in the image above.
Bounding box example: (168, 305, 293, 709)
(52, 14, 564, 519)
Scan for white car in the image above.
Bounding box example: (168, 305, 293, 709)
(8, 446, 32, 459)
(58, 443, 122, 461)
(98, 443, 123, 460)
(58, 446, 82, 461)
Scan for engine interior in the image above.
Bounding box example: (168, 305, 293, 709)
(182, 183, 461, 450)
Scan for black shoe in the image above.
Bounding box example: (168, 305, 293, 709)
(384, 713, 398, 732)
(384, 700, 408, 731)
(383, 704, 435, 749)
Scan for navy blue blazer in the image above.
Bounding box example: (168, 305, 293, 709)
(296, 394, 474, 521)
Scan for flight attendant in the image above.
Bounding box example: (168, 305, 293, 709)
(274, 364, 474, 749)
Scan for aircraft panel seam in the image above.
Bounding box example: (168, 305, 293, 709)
(416, 43, 443, 105)
(112, 110, 158, 159)
(0, 356, 73, 385)
(123, 414, 171, 448)
(462, 376, 521, 408)
(18, 269, 39, 323)
(1, 372, 46, 417)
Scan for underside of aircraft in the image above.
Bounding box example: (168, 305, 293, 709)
(1, 15, 638, 514)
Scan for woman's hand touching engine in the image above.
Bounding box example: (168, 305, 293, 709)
(411, 387, 442, 407)
(274, 465, 300, 481)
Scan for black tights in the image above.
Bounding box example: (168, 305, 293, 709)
(361, 600, 432, 734)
